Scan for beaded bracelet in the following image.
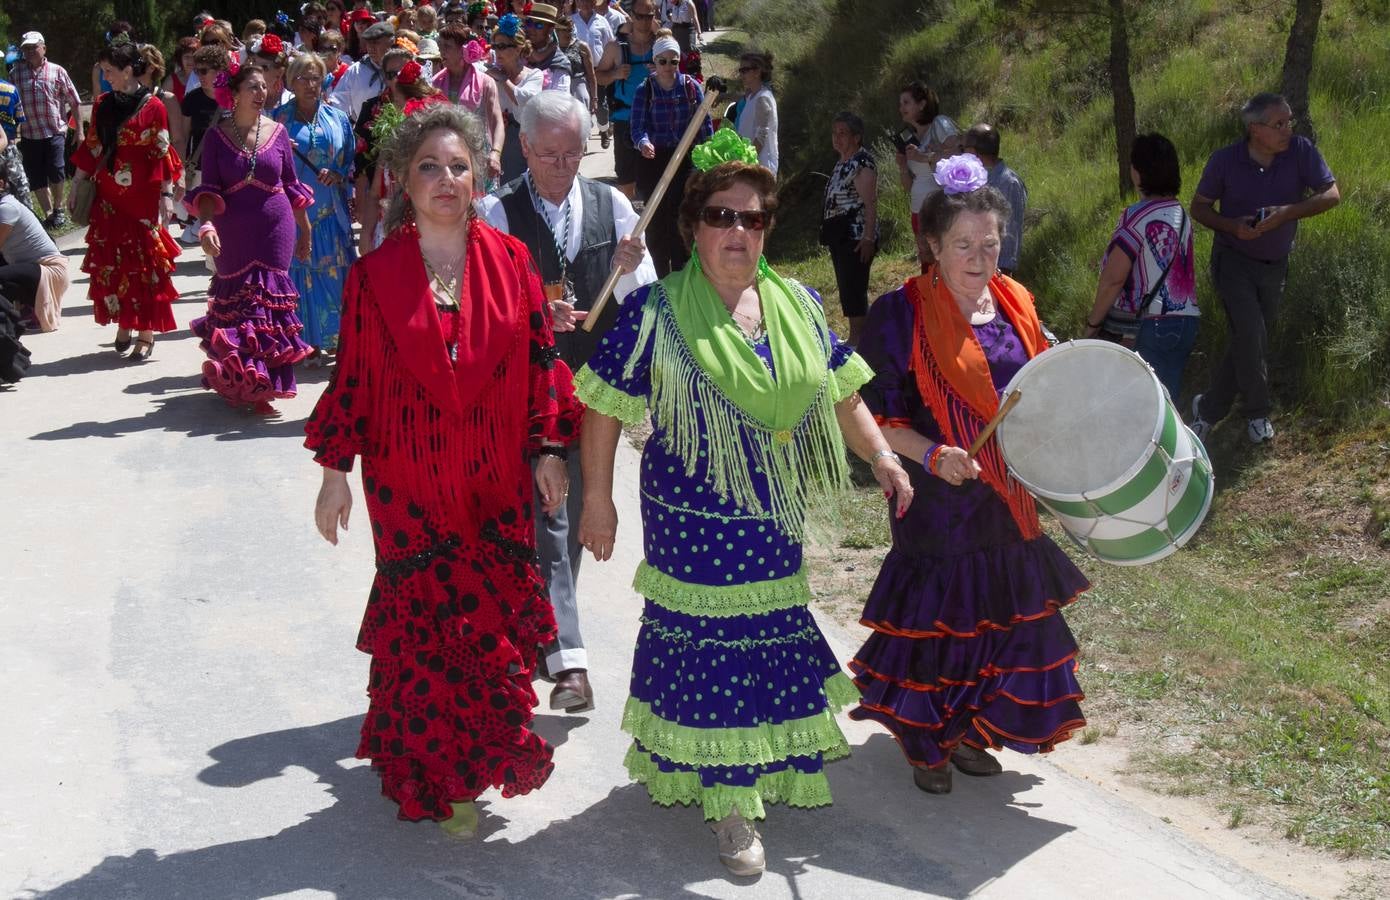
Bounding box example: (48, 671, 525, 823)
(924, 443, 946, 476)
(537, 444, 568, 461)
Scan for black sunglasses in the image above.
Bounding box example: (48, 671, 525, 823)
(700, 206, 768, 231)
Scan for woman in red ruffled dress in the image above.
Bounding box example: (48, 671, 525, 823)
(70, 41, 183, 361)
(305, 104, 576, 837)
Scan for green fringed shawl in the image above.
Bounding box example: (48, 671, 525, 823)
(624, 256, 857, 540)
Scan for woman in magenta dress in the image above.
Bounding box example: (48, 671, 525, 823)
(188, 65, 313, 415)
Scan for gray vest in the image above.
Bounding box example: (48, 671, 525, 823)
(496, 175, 618, 370)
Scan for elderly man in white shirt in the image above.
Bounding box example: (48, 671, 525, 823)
(478, 91, 654, 716)
(329, 21, 394, 123)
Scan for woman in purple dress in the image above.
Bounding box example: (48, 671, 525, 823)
(850, 156, 1089, 794)
(188, 65, 313, 415)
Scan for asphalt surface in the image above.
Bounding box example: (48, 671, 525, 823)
(0, 129, 1306, 899)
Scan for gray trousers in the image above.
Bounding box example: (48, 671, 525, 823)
(533, 450, 587, 674)
(1197, 243, 1289, 422)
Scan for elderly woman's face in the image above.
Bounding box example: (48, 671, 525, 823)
(694, 181, 769, 284)
(291, 65, 323, 103)
(831, 121, 860, 157)
(406, 128, 476, 225)
(928, 210, 1002, 301)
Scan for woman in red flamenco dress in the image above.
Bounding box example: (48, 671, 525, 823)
(305, 104, 577, 838)
(70, 41, 183, 361)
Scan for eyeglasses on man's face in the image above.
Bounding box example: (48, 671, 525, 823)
(1256, 117, 1296, 132)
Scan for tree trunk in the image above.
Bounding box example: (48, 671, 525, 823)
(1280, 0, 1323, 142)
(1108, 0, 1138, 196)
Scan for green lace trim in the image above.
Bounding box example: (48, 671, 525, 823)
(624, 744, 835, 821)
(831, 352, 875, 402)
(639, 618, 822, 651)
(574, 365, 647, 426)
(620, 672, 859, 768)
(633, 562, 811, 617)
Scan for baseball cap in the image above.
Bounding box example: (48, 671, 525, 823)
(20, 31, 44, 48)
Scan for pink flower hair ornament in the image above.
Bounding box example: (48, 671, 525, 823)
(934, 154, 989, 195)
(213, 70, 235, 110)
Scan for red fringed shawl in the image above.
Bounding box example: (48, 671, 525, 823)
(908, 268, 1047, 539)
(355, 219, 539, 518)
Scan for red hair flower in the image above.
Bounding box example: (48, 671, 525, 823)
(260, 33, 285, 56)
(395, 59, 422, 85)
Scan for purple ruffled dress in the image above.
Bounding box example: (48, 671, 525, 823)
(188, 121, 314, 405)
(849, 286, 1090, 770)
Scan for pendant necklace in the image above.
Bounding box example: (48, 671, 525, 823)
(233, 114, 263, 183)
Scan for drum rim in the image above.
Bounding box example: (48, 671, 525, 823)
(998, 339, 1169, 502)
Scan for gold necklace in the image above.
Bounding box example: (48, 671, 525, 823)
(421, 251, 463, 306)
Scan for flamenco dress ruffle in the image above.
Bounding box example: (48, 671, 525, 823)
(848, 483, 1090, 768)
(83, 197, 180, 333)
(187, 175, 313, 404)
(351, 476, 559, 819)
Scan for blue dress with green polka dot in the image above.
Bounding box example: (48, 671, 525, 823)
(575, 282, 870, 822)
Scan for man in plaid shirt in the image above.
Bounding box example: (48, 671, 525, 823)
(12, 32, 82, 229)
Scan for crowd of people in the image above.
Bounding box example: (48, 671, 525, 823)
(0, 0, 1341, 882)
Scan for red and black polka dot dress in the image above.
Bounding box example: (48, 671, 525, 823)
(306, 226, 578, 821)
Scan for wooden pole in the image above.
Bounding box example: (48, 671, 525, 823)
(968, 390, 1023, 460)
(582, 86, 723, 333)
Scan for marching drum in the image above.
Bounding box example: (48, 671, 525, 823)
(996, 340, 1213, 566)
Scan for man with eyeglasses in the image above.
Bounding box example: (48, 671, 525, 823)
(1189, 91, 1339, 446)
(479, 91, 655, 716)
(12, 32, 82, 230)
(329, 19, 395, 125)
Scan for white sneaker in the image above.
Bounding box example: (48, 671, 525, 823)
(1190, 394, 1214, 442)
(711, 811, 765, 876)
(1247, 417, 1275, 444)
(179, 221, 201, 245)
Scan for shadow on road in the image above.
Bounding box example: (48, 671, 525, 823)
(28, 720, 1072, 899)
(27, 390, 311, 442)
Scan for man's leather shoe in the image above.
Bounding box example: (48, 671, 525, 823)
(550, 669, 594, 713)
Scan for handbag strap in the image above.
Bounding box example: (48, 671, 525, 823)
(1137, 208, 1188, 319)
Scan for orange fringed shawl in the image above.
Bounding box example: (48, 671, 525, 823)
(907, 267, 1048, 539)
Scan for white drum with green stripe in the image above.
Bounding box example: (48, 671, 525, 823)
(996, 339, 1213, 566)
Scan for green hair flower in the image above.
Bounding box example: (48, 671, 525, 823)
(691, 128, 759, 172)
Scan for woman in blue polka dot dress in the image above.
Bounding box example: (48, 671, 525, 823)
(574, 149, 913, 877)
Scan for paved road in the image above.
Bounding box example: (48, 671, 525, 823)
(1, 131, 1304, 899)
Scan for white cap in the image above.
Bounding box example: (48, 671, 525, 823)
(20, 31, 45, 48)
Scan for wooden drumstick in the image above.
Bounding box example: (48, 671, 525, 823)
(582, 84, 725, 333)
(968, 390, 1023, 460)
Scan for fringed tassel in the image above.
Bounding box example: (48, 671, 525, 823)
(364, 315, 530, 521)
(644, 301, 849, 541)
(910, 312, 1043, 540)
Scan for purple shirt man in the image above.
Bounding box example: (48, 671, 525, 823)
(1189, 93, 1340, 444)
(1195, 134, 1334, 262)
